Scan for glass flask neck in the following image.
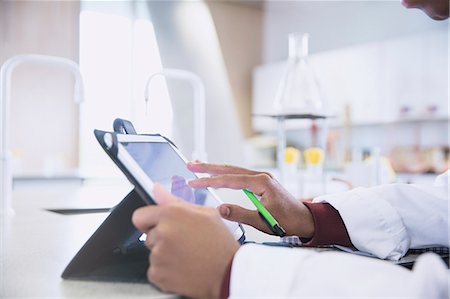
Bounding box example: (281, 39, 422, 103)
(288, 32, 309, 60)
(273, 31, 324, 115)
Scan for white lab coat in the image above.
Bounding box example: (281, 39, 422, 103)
(230, 171, 449, 298)
(314, 170, 449, 260)
(230, 245, 448, 298)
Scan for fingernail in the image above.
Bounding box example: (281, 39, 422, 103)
(187, 179, 197, 186)
(220, 205, 231, 217)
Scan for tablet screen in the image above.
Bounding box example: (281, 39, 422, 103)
(121, 141, 218, 208)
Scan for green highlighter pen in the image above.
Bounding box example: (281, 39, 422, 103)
(242, 189, 286, 237)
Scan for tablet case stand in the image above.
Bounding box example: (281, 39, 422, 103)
(62, 119, 151, 282)
(63, 119, 245, 282)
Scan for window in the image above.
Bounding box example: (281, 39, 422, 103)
(79, 10, 172, 178)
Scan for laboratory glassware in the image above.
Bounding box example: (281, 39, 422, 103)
(273, 32, 323, 115)
(256, 32, 327, 184)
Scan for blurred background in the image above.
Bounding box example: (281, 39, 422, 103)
(1, 2, 448, 295)
(1, 0, 448, 188)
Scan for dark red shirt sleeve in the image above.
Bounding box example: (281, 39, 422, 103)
(300, 202, 353, 247)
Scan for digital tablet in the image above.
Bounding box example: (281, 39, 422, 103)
(94, 130, 245, 241)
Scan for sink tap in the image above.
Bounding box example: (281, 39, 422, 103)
(0, 54, 84, 216)
(144, 69, 207, 162)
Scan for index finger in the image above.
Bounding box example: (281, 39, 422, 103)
(188, 173, 272, 195)
(187, 162, 272, 177)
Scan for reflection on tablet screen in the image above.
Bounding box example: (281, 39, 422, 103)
(121, 142, 214, 207)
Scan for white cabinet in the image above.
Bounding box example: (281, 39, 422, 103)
(252, 29, 448, 132)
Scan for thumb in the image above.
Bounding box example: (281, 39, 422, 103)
(218, 204, 272, 235)
(153, 183, 182, 205)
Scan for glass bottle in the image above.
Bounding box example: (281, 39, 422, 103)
(273, 32, 323, 115)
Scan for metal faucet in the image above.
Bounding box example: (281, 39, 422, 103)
(0, 54, 84, 216)
(144, 69, 207, 162)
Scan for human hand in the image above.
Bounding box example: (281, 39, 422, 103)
(187, 162, 315, 238)
(132, 184, 239, 299)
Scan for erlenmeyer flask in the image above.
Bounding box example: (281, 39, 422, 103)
(273, 33, 323, 115)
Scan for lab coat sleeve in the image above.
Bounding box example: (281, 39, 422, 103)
(312, 171, 449, 260)
(229, 244, 449, 298)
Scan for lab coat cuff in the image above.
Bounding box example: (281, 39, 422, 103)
(302, 202, 353, 247)
(313, 188, 410, 260)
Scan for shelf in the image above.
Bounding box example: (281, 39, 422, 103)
(330, 116, 449, 129)
(253, 113, 329, 119)
(13, 175, 85, 182)
(12, 169, 85, 182)
(252, 115, 448, 132)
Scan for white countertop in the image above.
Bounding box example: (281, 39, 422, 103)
(1, 179, 277, 298)
(2, 173, 441, 297)
(1, 180, 173, 298)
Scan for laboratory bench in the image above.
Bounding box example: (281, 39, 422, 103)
(1, 176, 446, 298)
(1, 179, 278, 298)
(1, 180, 171, 298)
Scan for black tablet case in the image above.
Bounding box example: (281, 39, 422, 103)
(62, 119, 245, 282)
(61, 189, 149, 282)
(62, 119, 167, 282)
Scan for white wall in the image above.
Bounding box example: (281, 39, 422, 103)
(263, 0, 447, 62)
(208, 1, 263, 138)
(147, 1, 263, 164)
